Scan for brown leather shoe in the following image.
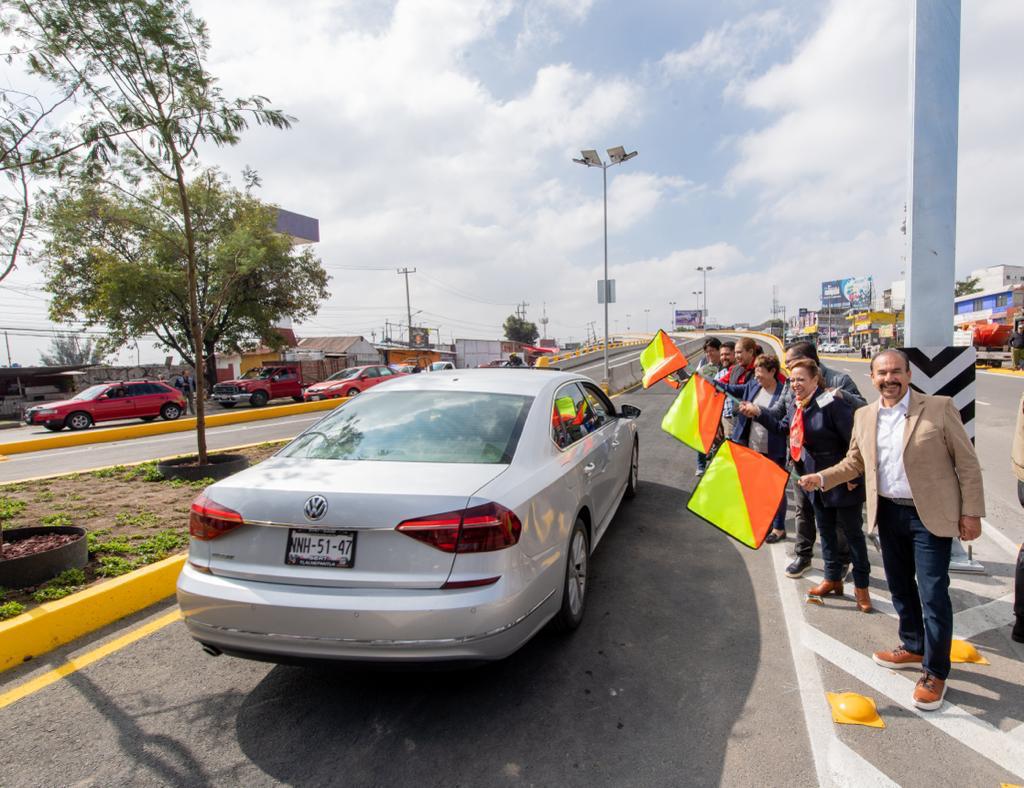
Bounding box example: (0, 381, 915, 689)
(913, 673, 947, 711)
(807, 579, 843, 598)
(854, 586, 873, 613)
(872, 646, 923, 670)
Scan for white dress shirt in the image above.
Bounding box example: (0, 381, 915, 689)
(876, 388, 913, 499)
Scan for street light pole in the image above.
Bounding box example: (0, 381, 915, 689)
(692, 290, 702, 324)
(697, 266, 714, 328)
(644, 308, 651, 333)
(574, 145, 638, 389)
(668, 300, 676, 331)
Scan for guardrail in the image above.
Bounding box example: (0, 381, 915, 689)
(537, 338, 647, 367)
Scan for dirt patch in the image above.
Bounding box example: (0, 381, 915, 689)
(0, 441, 285, 617)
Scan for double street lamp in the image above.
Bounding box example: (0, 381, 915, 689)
(574, 145, 638, 387)
(668, 300, 676, 332)
(696, 265, 714, 328)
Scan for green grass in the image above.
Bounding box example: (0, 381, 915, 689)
(96, 555, 139, 577)
(0, 496, 27, 522)
(0, 601, 26, 620)
(114, 510, 159, 528)
(41, 512, 73, 528)
(90, 536, 134, 555)
(33, 490, 55, 503)
(168, 476, 215, 489)
(135, 530, 189, 561)
(30, 568, 88, 603)
(91, 465, 127, 479)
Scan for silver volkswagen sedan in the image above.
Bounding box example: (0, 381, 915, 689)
(176, 369, 640, 663)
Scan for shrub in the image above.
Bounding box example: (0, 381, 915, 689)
(0, 601, 26, 620)
(96, 556, 138, 577)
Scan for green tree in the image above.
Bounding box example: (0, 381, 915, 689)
(503, 314, 539, 344)
(5, 0, 292, 463)
(41, 170, 329, 386)
(39, 333, 106, 366)
(954, 276, 981, 297)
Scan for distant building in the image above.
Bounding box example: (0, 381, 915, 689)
(968, 265, 1024, 292)
(296, 336, 380, 366)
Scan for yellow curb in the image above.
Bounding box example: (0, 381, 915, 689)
(0, 397, 344, 456)
(0, 554, 186, 674)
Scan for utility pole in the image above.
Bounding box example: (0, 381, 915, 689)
(397, 268, 416, 346)
(4, 330, 10, 366)
(540, 302, 549, 340)
(516, 301, 530, 321)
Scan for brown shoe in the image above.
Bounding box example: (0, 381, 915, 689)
(872, 646, 923, 670)
(913, 673, 947, 711)
(807, 579, 843, 598)
(854, 587, 873, 613)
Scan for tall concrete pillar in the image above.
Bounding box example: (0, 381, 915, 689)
(904, 0, 961, 347)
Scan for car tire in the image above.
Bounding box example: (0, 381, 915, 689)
(65, 411, 93, 431)
(624, 440, 639, 499)
(346, 387, 360, 397)
(160, 403, 182, 421)
(250, 391, 269, 407)
(551, 518, 589, 632)
(219, 402, 236, 408)
(140, 416, 157, 422)
(292, 396, 304, 403)
(43, 424, 63, 432)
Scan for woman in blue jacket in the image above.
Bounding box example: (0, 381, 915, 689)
(722, 354, 788, 543)
(742, 358, 873, 612)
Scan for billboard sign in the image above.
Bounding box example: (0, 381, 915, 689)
(821, 277, 873, 309)
(410, 327, 430, 348)
(674, 309, 703, 329)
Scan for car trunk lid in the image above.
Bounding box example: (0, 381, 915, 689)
(199, 457, 508, 588)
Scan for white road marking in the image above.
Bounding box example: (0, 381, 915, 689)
(803, 625, 1024, 780)
(771, 546, 899, 788)
(950, 594, 1016, 641)
(980, 518, 1022, 558)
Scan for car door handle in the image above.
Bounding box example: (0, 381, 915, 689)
(583, 463, 596, 474)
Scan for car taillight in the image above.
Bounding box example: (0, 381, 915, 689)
(396, 502, 522, 553)
(189, 493, 244, 540)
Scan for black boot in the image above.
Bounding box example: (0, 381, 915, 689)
(1013, 618, 1024, 644)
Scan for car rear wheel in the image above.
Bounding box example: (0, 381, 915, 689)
(346, 387, 360, 397)
(160, 403, 182, 421)
(551, 518, 589, 632)
(250, 391, 268, 407)
(65, 411, 93, 431)
(625, 440, 639, 499)
(292, 396, 304, 402)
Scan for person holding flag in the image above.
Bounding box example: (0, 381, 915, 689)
(720, 354, 788, 543)
(693, 337, 723, 476)
(745, 358, 873, 613)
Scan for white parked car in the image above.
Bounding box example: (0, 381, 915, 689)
(177, 370, 641, 664)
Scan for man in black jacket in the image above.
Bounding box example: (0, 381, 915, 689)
(762, 341, 867, 578)
(1010, 323, 1024, 371)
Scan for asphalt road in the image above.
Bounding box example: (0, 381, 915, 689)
(0, 383, 816, 787)
(2, 369, 1023, 785)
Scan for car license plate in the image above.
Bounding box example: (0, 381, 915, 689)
(285, 529, 356, 568)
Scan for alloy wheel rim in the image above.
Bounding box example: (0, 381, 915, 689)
(71, 414, 88, 428)
(568, 530, 587, 616)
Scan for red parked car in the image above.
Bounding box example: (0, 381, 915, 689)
(302, 365, 405, 401)
(23, 380, 187, 431)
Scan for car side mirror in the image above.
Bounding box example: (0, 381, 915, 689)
(619, 404, 642, 419)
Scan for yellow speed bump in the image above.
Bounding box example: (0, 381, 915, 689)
(950, 639, 989, 665)
(827, 692, 885, 728)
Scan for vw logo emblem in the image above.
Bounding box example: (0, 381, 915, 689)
(304, 495, 328, 521)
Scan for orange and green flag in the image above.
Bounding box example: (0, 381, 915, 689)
(640, 329, 688, 389)
(686, 440, 789, 549)
(661, 372, 726, 453)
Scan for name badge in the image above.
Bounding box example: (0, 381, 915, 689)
(815, 391, 835, 409)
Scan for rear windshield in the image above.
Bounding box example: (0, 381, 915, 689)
(280, 390, 533, 463)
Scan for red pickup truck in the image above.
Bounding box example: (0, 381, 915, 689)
(211, 363, 307, 408)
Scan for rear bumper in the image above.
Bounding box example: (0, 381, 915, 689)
(176, 563, 557, 662)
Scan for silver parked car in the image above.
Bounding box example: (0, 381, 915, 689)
(177, 370, 641, 663)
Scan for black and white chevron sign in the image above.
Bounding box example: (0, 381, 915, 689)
(899, 345, 976, 439)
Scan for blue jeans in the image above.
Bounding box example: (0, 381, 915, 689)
(812, 501, 870, 588)
(877, 497, 953, 680)
(769, 455, 788, 532)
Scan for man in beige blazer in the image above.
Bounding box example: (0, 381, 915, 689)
(798, 349, 984, 711)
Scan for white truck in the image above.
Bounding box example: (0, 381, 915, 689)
(455, 338, 512, 369)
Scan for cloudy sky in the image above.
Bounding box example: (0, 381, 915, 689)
(2, 0, 1023, 363)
